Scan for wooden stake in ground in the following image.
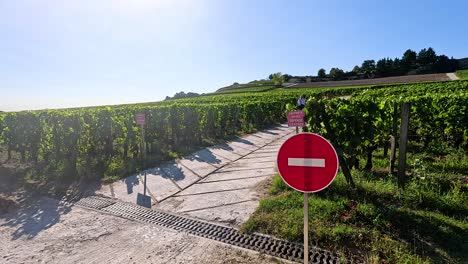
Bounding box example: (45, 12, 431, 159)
(390, 102, 398, 175)
(398, 103, 410, 187)
(389, 135, 396, 174)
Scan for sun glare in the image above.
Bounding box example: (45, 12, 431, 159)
(112, 0, 189, 15)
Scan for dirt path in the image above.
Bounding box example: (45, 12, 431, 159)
(0, 196, 288, 264)
(446, 72, 459, 80)
(0, 125, 298, 264)
(96, 125, 295, 227)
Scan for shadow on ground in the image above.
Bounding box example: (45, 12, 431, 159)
(142, 148, 223, 183)
(0, 181, 102, 241)
(123, 175, 140, 194)
(192, 149, 223, 165)
(234, 138, 255, 146)
(261, 130, 279, 136)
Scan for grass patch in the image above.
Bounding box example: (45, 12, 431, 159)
(242, 150, 468, 263)
(456, 69, 468, 80)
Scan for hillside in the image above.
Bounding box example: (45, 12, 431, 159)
(215, 80, 276, 93)
(214, 73, 453, 94)
(457, 69, 468, 80)
(289, 73, 452, 88)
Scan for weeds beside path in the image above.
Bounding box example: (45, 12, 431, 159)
(242, 148, 468, 263)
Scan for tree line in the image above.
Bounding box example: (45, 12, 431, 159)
(272, 47, 459, 82)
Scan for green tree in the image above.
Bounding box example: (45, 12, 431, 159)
(434, 55, 458, 73)
(361, 60, 376, 77)
(393, 58, 401, 74)
(271, 72, 285, 86)
(361, 60, 376, 73)
(317, 68, 327, 78)
(376, 58, 395, 77)
(402, 49, 417, 67)
(352, 65, 361, 73)
(417, 47, 437, 66)
(329, 68, 345, 80)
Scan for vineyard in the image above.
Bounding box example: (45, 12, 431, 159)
(1, 80, 468, 187)
(303, 80, 468, 184)
(214, 80, 276, 93)
(457, 69, 468, 80)
(1, 80, 468, 262)
(0, 85, 367, 185)
(243, 80, 468, 263)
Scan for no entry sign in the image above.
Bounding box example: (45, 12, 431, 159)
(277, 133, 338, 193)
(288, 110, 305, 127)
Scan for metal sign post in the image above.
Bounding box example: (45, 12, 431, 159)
(141, 124, 147, 196)
(277, 133, 339, 264)
(137, 114, 146, 194)
(295, 116, 308, 263)
(304, 192, 309, 263)
(135, 113, 151, 208)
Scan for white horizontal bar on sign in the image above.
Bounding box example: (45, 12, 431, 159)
(288, 158, 325, 168)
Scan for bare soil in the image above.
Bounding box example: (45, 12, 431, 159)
(252, 176, 274, 198)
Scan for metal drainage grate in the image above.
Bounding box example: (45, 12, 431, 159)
(76, 196, 342, 264)
(75, 196, 116, 210)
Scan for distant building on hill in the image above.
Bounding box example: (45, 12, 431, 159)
(458, 58, 468, 69)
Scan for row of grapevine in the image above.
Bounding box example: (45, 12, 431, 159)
(354, 80, 468, 99)
(1, 84, 360, 183)
(1, 80, 466, 184)
(303, 81, 468, 186)
(0, 100, 287, 182)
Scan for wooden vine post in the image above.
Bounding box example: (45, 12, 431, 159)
(397, 103, 410, 188)
(389, 102, 398, 175)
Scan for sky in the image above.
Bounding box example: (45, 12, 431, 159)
(1, 0, 467, 111)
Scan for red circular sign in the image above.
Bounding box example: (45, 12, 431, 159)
(277, 133, 339, 193)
